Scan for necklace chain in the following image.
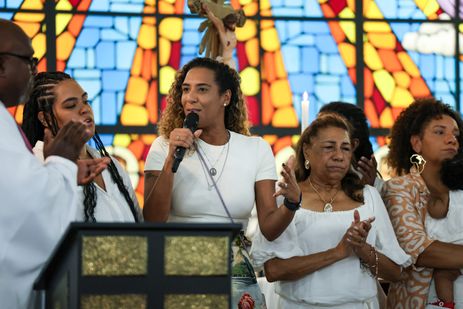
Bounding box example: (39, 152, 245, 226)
(308, 178, 340, 212)
(197, 132, 230, 190)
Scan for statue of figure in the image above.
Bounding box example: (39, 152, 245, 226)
(188, 0, 246, 70)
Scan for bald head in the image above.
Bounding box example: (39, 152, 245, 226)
(0, 19, 35, 107)
(0, 19, 31, 53)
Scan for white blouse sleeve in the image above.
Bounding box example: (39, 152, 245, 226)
(367, 186, 412, 267)
(144, 136, 169, 171)
(250, 218, 304, 268)
(255, 137, 277, 181)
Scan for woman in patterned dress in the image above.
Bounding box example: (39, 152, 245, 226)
(382, 98, 463, 309)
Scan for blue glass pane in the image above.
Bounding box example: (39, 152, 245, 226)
(268, 0, 322, 17)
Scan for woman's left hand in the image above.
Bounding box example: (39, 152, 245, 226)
(273, 155, 300, 203)
(357, 155, 378, 186)
(347, 210, 375, 249)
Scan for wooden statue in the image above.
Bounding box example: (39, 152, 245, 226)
(188, 0, 246, 70)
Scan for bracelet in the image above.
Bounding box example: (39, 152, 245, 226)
(372, 247, 379, 279)
(283, 193, 302, 211)
(359, 245, 379, 279)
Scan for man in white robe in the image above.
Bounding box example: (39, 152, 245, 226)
(0, 19, 108, 308)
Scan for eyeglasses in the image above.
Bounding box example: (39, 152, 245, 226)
(0, 52, 38, 72)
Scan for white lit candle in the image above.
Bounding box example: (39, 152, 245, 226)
(301, 91, 309, 134)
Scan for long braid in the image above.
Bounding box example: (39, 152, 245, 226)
(92, 133, 140, 222)
(83, 183, 97, 222)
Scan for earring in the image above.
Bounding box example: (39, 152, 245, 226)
(224, 102, 228, 107)
(410, 154, 426, 174)
(304, 159, 310, 170)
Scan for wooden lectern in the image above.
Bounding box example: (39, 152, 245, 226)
(34, 222, 241, 309)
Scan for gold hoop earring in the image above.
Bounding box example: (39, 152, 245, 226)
(410, 154, 426, 174)
(304, 159, 310, 170)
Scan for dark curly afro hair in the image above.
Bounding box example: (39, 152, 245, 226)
(387, 97, 463, 176)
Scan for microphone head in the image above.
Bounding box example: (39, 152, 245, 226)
(184, 112, 199, 132)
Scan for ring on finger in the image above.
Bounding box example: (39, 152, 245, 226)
(284, 183, 288, 189)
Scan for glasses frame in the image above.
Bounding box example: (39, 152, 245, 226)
(0, 52, 38, 72)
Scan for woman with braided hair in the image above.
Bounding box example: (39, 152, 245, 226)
(22, 71, 142, 223)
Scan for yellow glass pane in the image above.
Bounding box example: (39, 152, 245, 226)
(31, 33, 46, 60)
(397, 52, 420, 77)
(245, 38, 259, 67)
(240, 67, 260, 96)
(159, 37, 171, 66)
(368, 32, 396, 49)
(159, 18, 183, 41)
(56, 32, 76, 61)
(164, 236, 229, 276)
(82, 236, 147, 276)
(236, 20, 257, 41)
(272, 107, 299, 127)
(338, 43, 355, 68)
(261, 28, 280, 52)
(373, 69, 395, 102)
(120, 105, 149, 126)
(126, 77, 149, 105)
(159, 66, 177, 95)
(270, 80, 292, 107)
(364, 42, 383, 70)
(137, 24, 156, 49)
(390, 87, 414, 108)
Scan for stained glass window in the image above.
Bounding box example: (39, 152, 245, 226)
(2, 0, 461, 203)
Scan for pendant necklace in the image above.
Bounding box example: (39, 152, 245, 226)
(197, 131, 230, 190)
(308, 178, 340, 212)
(198, 131, 230, 177)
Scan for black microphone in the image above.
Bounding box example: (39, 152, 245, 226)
(172, 112, 199, 173)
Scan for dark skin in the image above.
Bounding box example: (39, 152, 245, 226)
(406, 117, 463, 301)
(0, 19, 108, 184)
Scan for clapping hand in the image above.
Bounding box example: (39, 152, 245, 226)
(347, 210, 375, 258)
(357, 155, 378, 186)
(274, 155, 300, 204)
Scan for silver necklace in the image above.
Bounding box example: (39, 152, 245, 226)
(308, 178, 340, 212)
(197, 132, 230, 189)
(197, 131, 230, 176)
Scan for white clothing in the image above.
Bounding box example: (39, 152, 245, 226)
(144, 131, 277, 229)
(425, 190, 463, 308)
(0, 102, 78, 309)
(251, 185, 411, 309)
(33, 141, 142, 222)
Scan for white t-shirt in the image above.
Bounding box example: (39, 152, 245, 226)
(425, 190, 463, 308)
(144, 131, 277, 228)
(0, 102, 78, 309)
(33, 141, 142, 222)
(251, 185, 411, 309)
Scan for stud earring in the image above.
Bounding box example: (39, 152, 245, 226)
(410, 153, 426, 174)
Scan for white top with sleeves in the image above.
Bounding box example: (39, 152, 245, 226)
(0, 102, 79, 309)
(33, 141, 142, 222)
(251, 185, 411, 309)
(425, 190, 463, 307)
(144, 131, 277, 229)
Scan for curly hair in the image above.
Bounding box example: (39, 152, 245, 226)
(295, 113, 364, 203)
(387, 97, 463, 176)
(319, 101, 373, 160)
(157, 57, 250, 138)
(22, 72, 140, 222)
